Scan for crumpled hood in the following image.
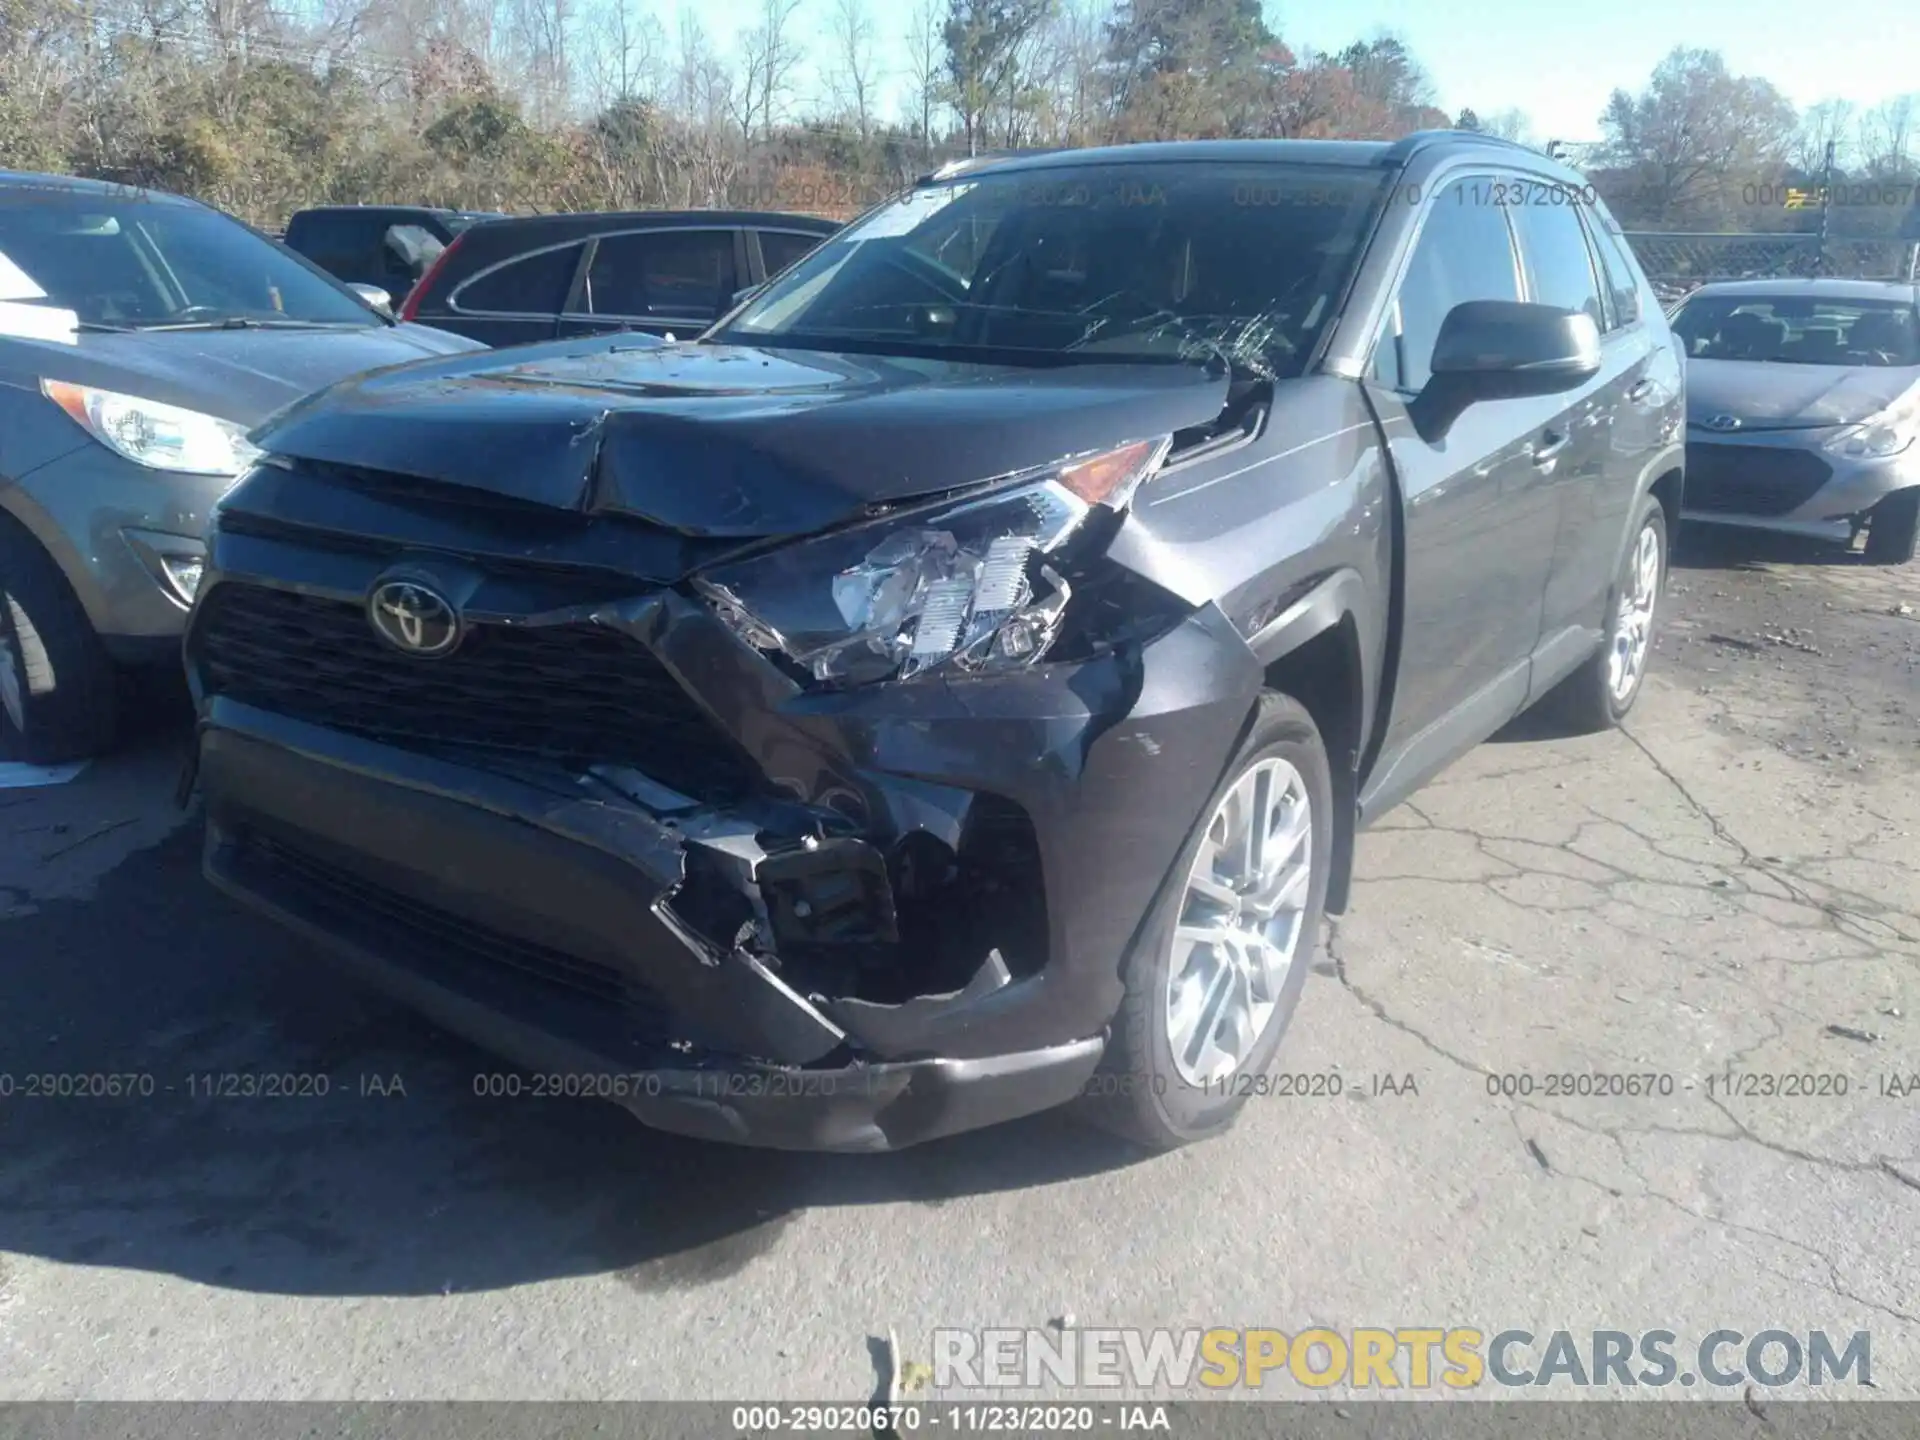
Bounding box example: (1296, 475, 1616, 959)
(252, 337, 1235, 538)
(4, 319, 484, 429)
(1686, 357, 1920, 430)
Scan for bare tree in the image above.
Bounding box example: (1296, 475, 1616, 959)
(1480, 106, 1536, 147)
(579, 0, 664, 110)
(1858, 94, 1918, 178)
(903, 0, 942, 144)
(733, 0, 803, 145)
(824, 0, 877, 136)
(1599, 48, 1797, 223)
(1793, 98, 1855, 174)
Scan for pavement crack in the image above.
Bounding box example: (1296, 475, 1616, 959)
(1325, 918, 1484, 1077)
(1880, 1159, 1920, 1196)
(1618, 724, 1920, 946)
(38, 816, 138, 864)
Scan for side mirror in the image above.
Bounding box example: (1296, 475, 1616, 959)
(729, 282, 766, 309)
(1412, 300, 1601, 439)
(348, 283, 394, 316)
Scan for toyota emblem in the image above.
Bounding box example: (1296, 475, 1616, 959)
(368, 580, 461, 657)
(1706, 414, 1743, 432)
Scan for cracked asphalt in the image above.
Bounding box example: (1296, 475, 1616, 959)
(0, 526, 1916, 1403)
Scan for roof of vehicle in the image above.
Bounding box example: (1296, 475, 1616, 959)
(1684, 277, 1920, 303)
(0, 170, 197, 207)
(924, 131, 1569, 181)
(459, 209, 842, 237)
(289, 204, 501, 219)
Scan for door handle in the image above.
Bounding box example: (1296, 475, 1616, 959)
(1530, 430, 1570, 466)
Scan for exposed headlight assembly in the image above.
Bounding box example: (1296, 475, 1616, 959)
(695, 436, 1171, 688)
(41, 380, 263, 476)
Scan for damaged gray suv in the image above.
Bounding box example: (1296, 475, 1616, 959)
(184, 134, 1685, 1151)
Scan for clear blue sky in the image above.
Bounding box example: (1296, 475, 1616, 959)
(649, 0, 1918, 143)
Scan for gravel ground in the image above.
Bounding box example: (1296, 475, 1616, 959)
(0, 522, 1915, 1408)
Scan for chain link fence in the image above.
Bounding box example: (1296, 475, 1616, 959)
(1625, 232, 1920, 299)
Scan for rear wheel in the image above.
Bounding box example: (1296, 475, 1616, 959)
(1081, 692, 1332, 1150)
(0, 518, 119, 763)
(1542, 494, 1666, 734)
(1864, 487, 1920, 566)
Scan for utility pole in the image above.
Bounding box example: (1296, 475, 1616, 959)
(1814, 137, 1836, 276)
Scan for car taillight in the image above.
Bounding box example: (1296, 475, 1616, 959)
(398, 233, 464, 322)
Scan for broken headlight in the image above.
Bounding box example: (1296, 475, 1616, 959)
(694, 437, 1170, 687)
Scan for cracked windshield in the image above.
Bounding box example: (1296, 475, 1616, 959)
(0, 0, 1916, 1435)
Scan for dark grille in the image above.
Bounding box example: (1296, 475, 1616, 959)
(1684, 441, 1835, 517)
(193, 583, 758, 798)
(232, 830, 671, 1038)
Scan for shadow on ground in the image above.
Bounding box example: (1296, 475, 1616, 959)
(0, 752, 1143, 1301)
(1671, 523, 1866, 572)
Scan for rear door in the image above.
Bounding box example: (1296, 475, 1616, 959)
(1508, 190, 1650, 686)
(435, 241, 583, 347)
(556, 227, 743, 340)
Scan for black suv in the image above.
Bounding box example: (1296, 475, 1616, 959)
(184, 135, 1684, 1152)
(395, 210, 842, 346)
(282, 205, 503, 299)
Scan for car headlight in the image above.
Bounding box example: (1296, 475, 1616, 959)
(1823, 421, 1914, 460)
(694, 436, 1171, 688)
(41, 380, 263, 476)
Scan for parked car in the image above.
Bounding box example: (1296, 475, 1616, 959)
(184, 133, 1683, 1152)
(395, 209, 842, 346)
(0, 171, 485, 761)
(1670, 278, 1920, 563)
(283, 205, 503, 305)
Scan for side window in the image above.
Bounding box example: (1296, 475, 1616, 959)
(759, 229, 824, 277)
(1509, 193, 1604, 330)
(454, 244, 581, 315)
(584, 229, 737, 318)
(1586, 217, 1643, 327)
(1371, 178, 1522, 394)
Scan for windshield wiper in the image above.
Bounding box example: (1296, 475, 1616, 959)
(133, 317, 367, 332)
(72, 321, 139, 333)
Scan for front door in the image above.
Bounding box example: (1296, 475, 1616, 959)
(1363, 175, 1567, 791)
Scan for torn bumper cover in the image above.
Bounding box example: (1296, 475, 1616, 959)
(188, 520, 1261, 1154)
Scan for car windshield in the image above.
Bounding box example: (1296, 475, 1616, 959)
(1671, 294, 1920, 367)
(0, 187, 377, 330)
(711, 161, 1389, 377)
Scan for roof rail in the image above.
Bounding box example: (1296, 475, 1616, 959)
(1377, 129, 1545, 167)
(914, 147, 1074, 186)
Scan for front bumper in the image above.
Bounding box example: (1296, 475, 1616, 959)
(188, 541, 1262, 1149)
(3, 441, 227, 653)
(1681, 427, 1920, 542)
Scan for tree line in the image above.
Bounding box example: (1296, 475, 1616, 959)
(0, 0, 1915, 237)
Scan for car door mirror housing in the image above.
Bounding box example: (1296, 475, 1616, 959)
(1413, 300, 1602, 439)
(729, 283, 766, 309)
(348, 283, 394, 316)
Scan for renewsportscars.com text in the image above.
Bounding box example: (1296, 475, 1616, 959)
(932, 1327, 1872, 1391)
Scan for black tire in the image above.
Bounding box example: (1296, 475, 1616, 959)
(1541, 493, 1668, 734)
(1080, 692, 1334, 1150)
(0, 516, 119, 763)
(1864, 487, 1920, 566)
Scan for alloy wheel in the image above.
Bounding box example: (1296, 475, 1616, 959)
(1607, 521, 1662, 703)
(1164, 756, 1313, 1086)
